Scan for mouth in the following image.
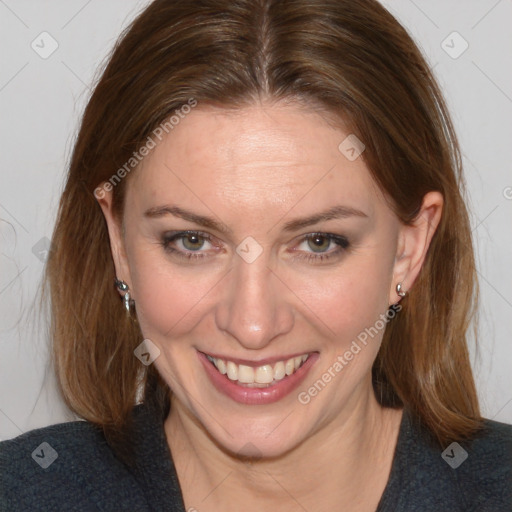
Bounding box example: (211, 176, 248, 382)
(198, 350, 318, 405)
(204, 353, 310, 388)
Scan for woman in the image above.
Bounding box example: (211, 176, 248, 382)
(1, 0, 511, 510)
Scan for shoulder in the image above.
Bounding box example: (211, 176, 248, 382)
(384, 414, 512, 512)
(465, 418, 512, 466)
(0, 419, 148, 511)
(454, 419, 512, 507)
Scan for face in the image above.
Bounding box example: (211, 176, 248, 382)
(99, 102, 437, 458)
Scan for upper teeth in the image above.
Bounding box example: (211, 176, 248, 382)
(206, 354, 309, 385)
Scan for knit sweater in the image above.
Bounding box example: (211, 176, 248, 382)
(1, 401, 511, 511)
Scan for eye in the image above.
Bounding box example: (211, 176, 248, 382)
(304, 234, 333, 253)
(293, 232, 349, 263)
(179, 232, 208, 251)
(160, 230, 216, 260)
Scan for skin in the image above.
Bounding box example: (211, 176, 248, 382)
(98, 101, 443, 511)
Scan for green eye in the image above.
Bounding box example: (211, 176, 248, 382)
(306, 235, 332, 253)
(293, 232, 350, 264)
(161, 230, 214, 260)
(181, 233, 205, 251)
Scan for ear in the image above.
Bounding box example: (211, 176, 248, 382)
(389, 191, 443, 304)
(96, 184, 133, 298)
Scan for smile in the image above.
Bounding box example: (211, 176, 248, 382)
(205, 354, 310, 387)
(198, 350, 318, 405)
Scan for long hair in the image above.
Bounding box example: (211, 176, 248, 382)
(45, 0, 481, 460)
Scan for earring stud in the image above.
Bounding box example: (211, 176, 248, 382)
(396, 282, 407, 298)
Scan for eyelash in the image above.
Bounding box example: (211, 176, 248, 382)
(293, 233, 350, 263)
(160, 230, 350, 263)
(160, 231, 217, 261)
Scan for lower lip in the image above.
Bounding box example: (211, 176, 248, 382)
(198, 351, 318, 405)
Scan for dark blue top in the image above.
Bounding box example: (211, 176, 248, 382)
(1, 401, 511, 511)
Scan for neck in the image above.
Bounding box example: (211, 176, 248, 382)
(165, 384, 403, 512)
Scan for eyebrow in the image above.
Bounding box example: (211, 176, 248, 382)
(144, 205, 232, 234)
(282, 205, 368, 232)
(144, 204, 367, 234)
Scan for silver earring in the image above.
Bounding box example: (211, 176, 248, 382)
(396, 282, 407, 298)
(114, 278, 133, 314)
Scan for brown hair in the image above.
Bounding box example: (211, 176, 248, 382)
(45, 0, 482, 457)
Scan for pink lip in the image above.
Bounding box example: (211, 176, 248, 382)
(198, 351, 318, 405)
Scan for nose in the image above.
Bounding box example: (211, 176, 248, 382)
(215, 257, 295, 350)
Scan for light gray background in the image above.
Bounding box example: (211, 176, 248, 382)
(1, 0, 511, 440)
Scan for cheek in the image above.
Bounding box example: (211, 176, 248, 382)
(292, 251, 394, 344)
(126, 244, 220, 339)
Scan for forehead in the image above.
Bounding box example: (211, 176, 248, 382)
(128, 103, 386, 223)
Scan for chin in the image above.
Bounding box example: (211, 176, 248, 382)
(216, 424, 301, 462)
(211, 419, 307, 461)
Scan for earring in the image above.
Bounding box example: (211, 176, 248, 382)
(114, 278, 133, 314)
(396, 282, 407, 298)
